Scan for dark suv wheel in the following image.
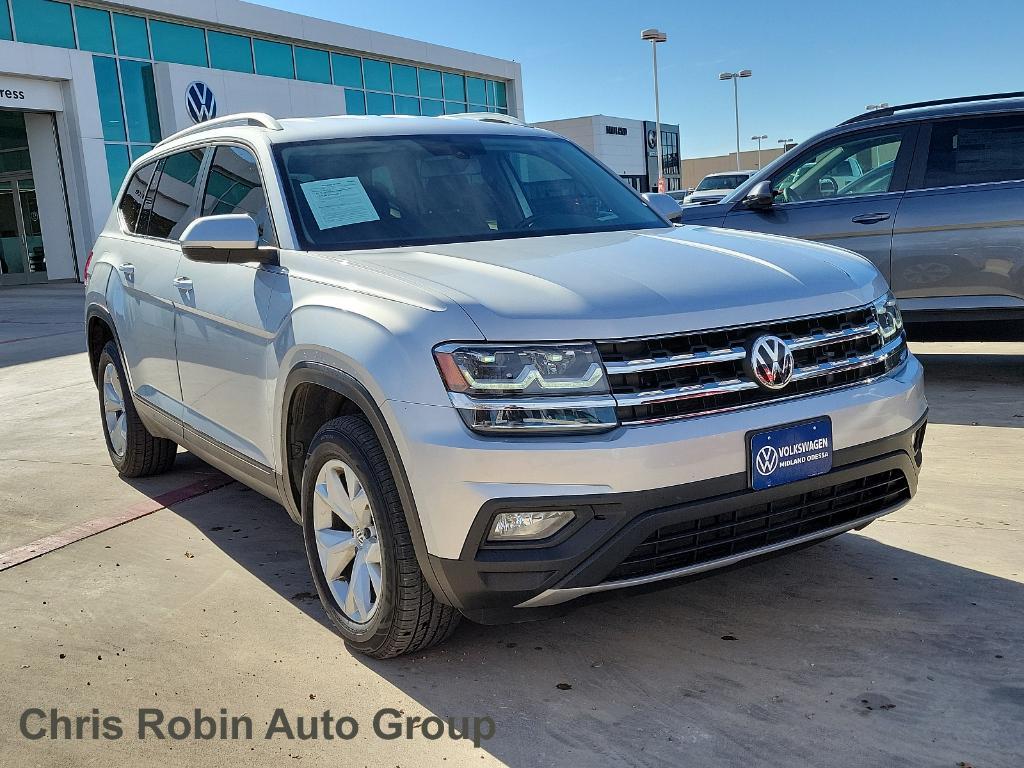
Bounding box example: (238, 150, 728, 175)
(96, 340, 177, 477)
(301, 414, 459, 658)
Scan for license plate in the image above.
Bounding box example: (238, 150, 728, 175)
(749, 417, 833, 491)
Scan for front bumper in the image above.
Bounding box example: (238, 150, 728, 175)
(383, 355, 927, 620)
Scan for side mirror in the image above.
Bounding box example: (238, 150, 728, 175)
(180, 214, 276, 264)
(642, 192, 683, 223)
(742, 180, 775, 209)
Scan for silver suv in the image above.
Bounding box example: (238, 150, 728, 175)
(84, 112, 928, 658)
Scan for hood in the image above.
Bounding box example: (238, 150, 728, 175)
(680, 200, 731, 225)
(350, 226, 888, 340)
(685, 190, 729, 203)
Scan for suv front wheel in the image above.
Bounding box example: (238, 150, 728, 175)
(301, 414, 460, 658)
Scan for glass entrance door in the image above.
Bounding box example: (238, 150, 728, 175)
(0, 176, 46, 285)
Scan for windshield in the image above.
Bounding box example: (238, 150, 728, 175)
(695, 174, 748, 191)
(274, 134, 669, 251)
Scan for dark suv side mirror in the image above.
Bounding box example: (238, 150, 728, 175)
(742, 180, 775, 209)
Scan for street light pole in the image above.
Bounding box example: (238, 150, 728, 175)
(642, 29, 668, 192)
(751, 134, 767, 169)
(865, 102, 890, 111)
(720, 69, 752, 170)
(777, 138, 794, 154)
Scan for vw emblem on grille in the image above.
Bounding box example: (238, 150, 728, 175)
(185, 81, 217, 124)
(755, 445, 779, 475)
(747, 334, 795, 390)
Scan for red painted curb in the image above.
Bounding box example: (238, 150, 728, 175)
(0, 473, 234, 571)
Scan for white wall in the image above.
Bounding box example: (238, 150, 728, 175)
(532, 115, 646, 176)
(25, 113, 75, 280)
(154, 63, 351, 138)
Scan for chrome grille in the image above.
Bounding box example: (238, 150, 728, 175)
(598, 304, 907, 425)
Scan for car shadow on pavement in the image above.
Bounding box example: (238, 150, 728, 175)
(155, 474, 1023, 767)
(914, 350, 1024, 428)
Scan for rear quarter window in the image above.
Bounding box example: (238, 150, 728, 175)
(923, 114, 1024, 188)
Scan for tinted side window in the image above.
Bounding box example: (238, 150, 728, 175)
(202, 145, 276, 245)
(142, 148, 204, 239)
(923, 114, 1024, 188)
(118, 160, 159, 233)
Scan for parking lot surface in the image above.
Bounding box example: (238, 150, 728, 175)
(1, 284, 1021, 767)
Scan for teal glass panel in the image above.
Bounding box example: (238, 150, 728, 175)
(485, 80, 495, 106)
(444, 101, 467, 115)
(130, 144, 154, 161)
(344, 89, 366, 115)
(11, 0, 75, 48)
(0, 0, 10, 40)
(295, 47, 330, 83)
(119, 59, 160, 144)
(92, 56, 125, 141)
(74, 6, 113, 53)
(420, 99, 444, 117)
(392, 64, 418, 96)
(331, 53, 362, 88)
(363, 59, 391, 92)
(466, 77, 486, 105)
(208, 30, 253, 73)
(442, 73, 465, 101)
(112, 13, 149, 58)
(104, 143, 130, 199)
(253, 39, 293, 78)
(150, 20, 207, 66)
(394, 96, 420, 115)
(494, 81, 508, 108)
(366, 91, 394, 115)
(419, 69, 442, 99)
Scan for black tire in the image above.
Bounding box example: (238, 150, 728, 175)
(96, 340, 177, 477)
(301, 414, 460, 658)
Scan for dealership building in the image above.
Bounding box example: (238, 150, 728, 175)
(531, 114, 681, 193)
(0, 0, 523, 285)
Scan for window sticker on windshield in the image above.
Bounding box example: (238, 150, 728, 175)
(300, 177, 380, 230)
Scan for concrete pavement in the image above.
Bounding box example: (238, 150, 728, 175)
(1, 284, 1021, 767)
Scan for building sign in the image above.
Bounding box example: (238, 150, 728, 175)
(605, 125, 628, 135)
(185, 81, 217, 123)
(0, 76, 63, 112)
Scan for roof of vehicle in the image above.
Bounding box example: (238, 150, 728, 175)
(840, 92, 1024, 127)
(701, 170, 755, 178)
(153, 112, 547, 155)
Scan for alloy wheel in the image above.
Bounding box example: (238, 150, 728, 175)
(102, 362, 127, 458)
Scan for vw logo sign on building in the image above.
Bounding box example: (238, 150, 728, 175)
(185, 81, 217, 123)
(747, 335, 795, 390)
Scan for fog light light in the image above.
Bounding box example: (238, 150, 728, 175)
(488, 510, 575, 542)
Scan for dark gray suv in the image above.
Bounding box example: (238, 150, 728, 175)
(681, 93, 1024, 327)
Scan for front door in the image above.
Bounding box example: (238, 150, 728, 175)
(0, 176, 47, 285)
(723, 126, 918, 283)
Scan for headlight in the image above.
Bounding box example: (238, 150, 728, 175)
(433, 342, 618, 434)
(873, 292, 904, 341)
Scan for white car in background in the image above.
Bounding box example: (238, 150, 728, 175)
(685, 170, 756, 205)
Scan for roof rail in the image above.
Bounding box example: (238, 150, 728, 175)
(842, 92, 1024, 125)
(156, 112, 283, 146)
(443, 112, 526, 126)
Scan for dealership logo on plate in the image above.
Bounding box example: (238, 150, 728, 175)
(185, 81, 217, 123)
(755, 445, 779, 475)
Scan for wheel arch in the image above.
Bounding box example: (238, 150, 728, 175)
(279, 361, 456, 607)
(85, 304, 121, 386)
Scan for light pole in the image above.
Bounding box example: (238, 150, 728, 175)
(642, 28, 668, 192)
(751, 134, 767, 169)
(719, 69, 752, 170)
(866, 102, 890, 111)
(777, 138, 794, 154)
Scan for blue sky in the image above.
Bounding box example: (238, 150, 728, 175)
(258, 0, 1024, 158)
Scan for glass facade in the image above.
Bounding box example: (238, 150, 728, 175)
(1, 0, 511, 197)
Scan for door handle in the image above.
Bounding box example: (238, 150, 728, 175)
(118, 263, 135, 281)
(851, 212, 891, 225)
(172, 276, 193, 292)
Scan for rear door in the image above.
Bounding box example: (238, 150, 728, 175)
(891, 112, 1024, 310)
(103, 157, 194, 422)
(723, 125, 918, 282)
(173, 143, 280, 471)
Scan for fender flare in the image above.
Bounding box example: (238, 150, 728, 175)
(278, 361, 457, 607)
(85, 303, 127, 387)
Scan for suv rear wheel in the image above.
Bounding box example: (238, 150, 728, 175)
(301, 414, 459, 658)
(96, 341, 177, 477)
